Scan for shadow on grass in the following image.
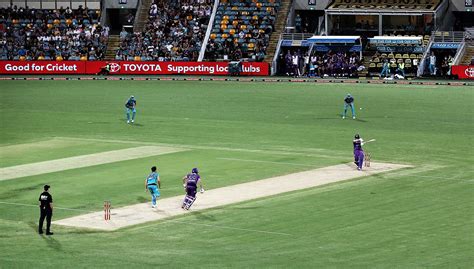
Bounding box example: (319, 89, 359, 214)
(230, 206, 261, 210)
(118, 119, 144, 127)
(137, 196, 148, 203)
(66, 229, 105, 235)
(192, 211, 217, 222)
(41, 235, 62, 251)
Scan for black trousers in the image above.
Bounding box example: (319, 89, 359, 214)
(39, 208, 52, 233)
(97, 68, 110, 75)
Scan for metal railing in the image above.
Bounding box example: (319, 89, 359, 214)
(453, 42, 467, 66)
(465, 28, 474, 40)
(280, 33, 313, 41)
(198, 0, 219, 61)
(432, 31, 465, 43)
(416, 35, 434, 77)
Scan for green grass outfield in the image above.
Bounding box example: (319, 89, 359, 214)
(0, 81, 472, 268)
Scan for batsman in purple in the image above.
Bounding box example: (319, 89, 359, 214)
(353, 134, 365, 170)
(182, 168, 204, 210)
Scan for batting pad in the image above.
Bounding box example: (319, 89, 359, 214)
(183, 195, 196, 210)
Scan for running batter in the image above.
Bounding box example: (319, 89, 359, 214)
(182, 168, 204, 210)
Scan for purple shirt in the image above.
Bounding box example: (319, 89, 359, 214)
(185, 173, 200, 188)
(353, 139, 363, 151)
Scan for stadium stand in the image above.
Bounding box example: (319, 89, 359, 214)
(328, 0, 441, 11)
(204, 0, 282, 61)
(115, 0, 212, 61)
(365, 36, 426, 77)
(0, 5, 107, 60)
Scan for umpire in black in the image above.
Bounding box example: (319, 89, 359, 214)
(39, 184, 54, 235)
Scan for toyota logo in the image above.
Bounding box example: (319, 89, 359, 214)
(109, 63, 121, 73)
(465, 67, 474, 78)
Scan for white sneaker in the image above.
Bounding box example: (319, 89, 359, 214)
(352, 116, 356, 119)
(127, 120, 130, 124)
(152, 204, 156, 208)
(342, 116, 345, 119)
(131, 120, 134, 123)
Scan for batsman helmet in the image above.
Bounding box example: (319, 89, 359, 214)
(192, 168, 199, 174)
(355, 134, 360, 139)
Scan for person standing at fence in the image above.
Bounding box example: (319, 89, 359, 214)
(38, 185, 53, 235)
(125, 95, 136, 124)
(396, 62, 405, 78)
(342, 94, 356, 120)
(380, 59, 390, 78)
(429, 53, 436, 75)
(145, 166, 161, 208)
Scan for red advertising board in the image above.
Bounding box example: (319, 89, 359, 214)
(85, 61, 268, 76)
(0, 61, 86, 74)
(0, 61, 269, 76)
(451, 65, 474, 80)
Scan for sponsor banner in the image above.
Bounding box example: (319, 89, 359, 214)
(0, 61, 85, 74)
(451, 65, 474, 79)
(86, 61, 269, 76)
(0, 61, 268, 76)
(375, 46, 424, 53)
(431, 43, 461, 49)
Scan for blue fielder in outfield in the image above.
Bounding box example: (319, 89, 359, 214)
(182, 168, 204, 210)
(343, 94, 356, 119)
(353, 134, 365, 171)
(125, 95, 136, 124)
(145, 166, 160, 208)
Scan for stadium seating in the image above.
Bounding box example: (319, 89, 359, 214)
(204, 0, 280, 61)
(366, 35, 427, 75)
(115, 0, 212, 61)
(0, 5, 107, 60)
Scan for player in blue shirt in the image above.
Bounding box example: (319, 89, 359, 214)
(182, 168, 204, 210)
(342, 94, 356, 119)
(125, 95, 136, 124)
(144, 166, 161, 208)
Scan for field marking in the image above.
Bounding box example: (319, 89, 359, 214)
(217, 157, 316, 167)
(0, 138, 86, 154)
(53, 162, 411, 231)
(55, 136, 348, 159)
(0, 201, 95, 212)
(0, 146, 186, 181)
(132, 219, 292, 236)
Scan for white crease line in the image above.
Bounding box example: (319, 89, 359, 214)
(217, 157, 316, 167)
(0, 201, 95, 212)
(55, 136, 347, 159)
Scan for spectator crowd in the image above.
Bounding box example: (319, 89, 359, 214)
(115, 0, 212, 61)
(280, 50, 362, 78)
(204, 0, 279, 61)
(0, 5, 108, 60)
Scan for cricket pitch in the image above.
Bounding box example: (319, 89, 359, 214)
(54, 162, 411, 231)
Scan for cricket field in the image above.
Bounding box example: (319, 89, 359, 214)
(0, 80, 472, 268)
